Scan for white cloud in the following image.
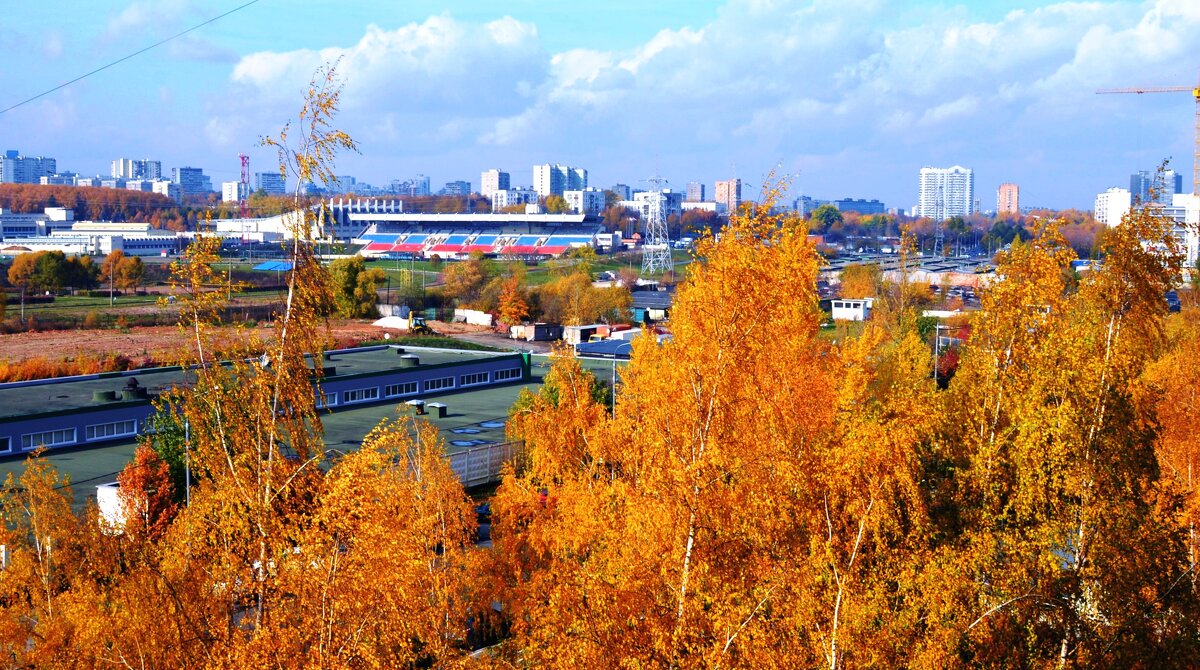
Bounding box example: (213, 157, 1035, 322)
(105, 0, 195, 41)
(213, 0, 1200, 205)
(42, 31, 64, 60)
(216, 14, 547, 150)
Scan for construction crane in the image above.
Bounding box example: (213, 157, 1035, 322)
(1097, 74, 1200, 197)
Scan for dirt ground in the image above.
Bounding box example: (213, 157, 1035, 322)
(0, 319, 511, 363)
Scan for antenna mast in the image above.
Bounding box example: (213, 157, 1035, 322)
(239, 153, 250, 244)
(239, 154, 251, 219)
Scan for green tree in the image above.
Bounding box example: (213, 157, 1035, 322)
(31, 250, 67, 295)
(810, 203, 843, 232)
(328, 255, 386, 318)
(64, 254, 99, 292)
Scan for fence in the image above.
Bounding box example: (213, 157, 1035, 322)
(448, 440, 524, 487)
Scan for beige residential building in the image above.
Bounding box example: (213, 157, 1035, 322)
(715, 178, 742, 213)
(997, 183, 1019, 215)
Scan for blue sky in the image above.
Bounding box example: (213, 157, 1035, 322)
(1, 0, 1198, 210)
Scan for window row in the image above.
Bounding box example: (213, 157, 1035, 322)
(343, 387, 380, 404)
(459, 372, 489, 387)
(22, 428, 76, 450)
(494, 368, 522, 381)
(385, 381, 418, 398)
(86, 419, 137, 441)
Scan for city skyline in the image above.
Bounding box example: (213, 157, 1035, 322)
(2, 1, 1198, 210)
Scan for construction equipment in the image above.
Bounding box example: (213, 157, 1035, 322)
(1097, 73, 1200, 196)
(407, 312, 436, 336)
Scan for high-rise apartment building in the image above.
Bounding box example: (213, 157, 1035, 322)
(685, 181, 705, 202)
(917, 166, 974, 220)
(111, 159, 134, 179)
(441, 181, 472, 196)
(172, 167, 210, 196)
(152, 180, 182, 203)
(533, 164, 587, 197)
(391, 175, 431, 197)
(222, 181, 250, 203)
(1095, 187, 1132, 227)
(714, 178, 742, 213)
(255, 171, 287, 195)
(328, 176, 356, 194)
(610, 184, 632, 201)
(834, 198, 886, 215)
(564, 187, 607, 215)
(111, 158, 161, 180)
(491, 188, 539, 210)
(480, 169, 510, 199)
(1130, 169, 1182, 205)
(997, 183, 1019, 216)
(1, 151, 57, 184)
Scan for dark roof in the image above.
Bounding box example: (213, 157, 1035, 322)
(631, 291, 674, 310)
(574, 340, 634, 359)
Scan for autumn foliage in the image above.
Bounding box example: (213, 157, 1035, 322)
(2, 84, 1200, 667)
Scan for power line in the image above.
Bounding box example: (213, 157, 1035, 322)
(0, 0, 263, 116)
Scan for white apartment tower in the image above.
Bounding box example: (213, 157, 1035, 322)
(1094, 187, 1132, 227)
(480, 169, 510, 199)
(111, 158, 162, 180)
(917, 166, 975, 220)
(533, 163, 587, 197)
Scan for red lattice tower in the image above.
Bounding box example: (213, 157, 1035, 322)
(239, 153, 250, 219)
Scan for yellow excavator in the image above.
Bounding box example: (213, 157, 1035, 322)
(407, 312, 436, 335)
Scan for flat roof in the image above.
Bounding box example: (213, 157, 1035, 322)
(365, 213, 587, 224)
(0, 353, 619, 504)
(0, 346, 514, 423)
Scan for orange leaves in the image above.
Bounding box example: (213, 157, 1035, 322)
(496, 275, 530, 327)
(487, 182, 944, 667)
(116, 445, 179, 542)
(0, 352, 135, 382)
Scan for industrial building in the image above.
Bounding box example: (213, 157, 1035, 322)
(0, 346, 532, 458)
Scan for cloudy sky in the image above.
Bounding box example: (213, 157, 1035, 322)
(2, 0, 1198, 210)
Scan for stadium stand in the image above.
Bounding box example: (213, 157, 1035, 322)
(353, 214, 603, 259)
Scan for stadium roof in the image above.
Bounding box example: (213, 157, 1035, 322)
(364, 213, 586, 225)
